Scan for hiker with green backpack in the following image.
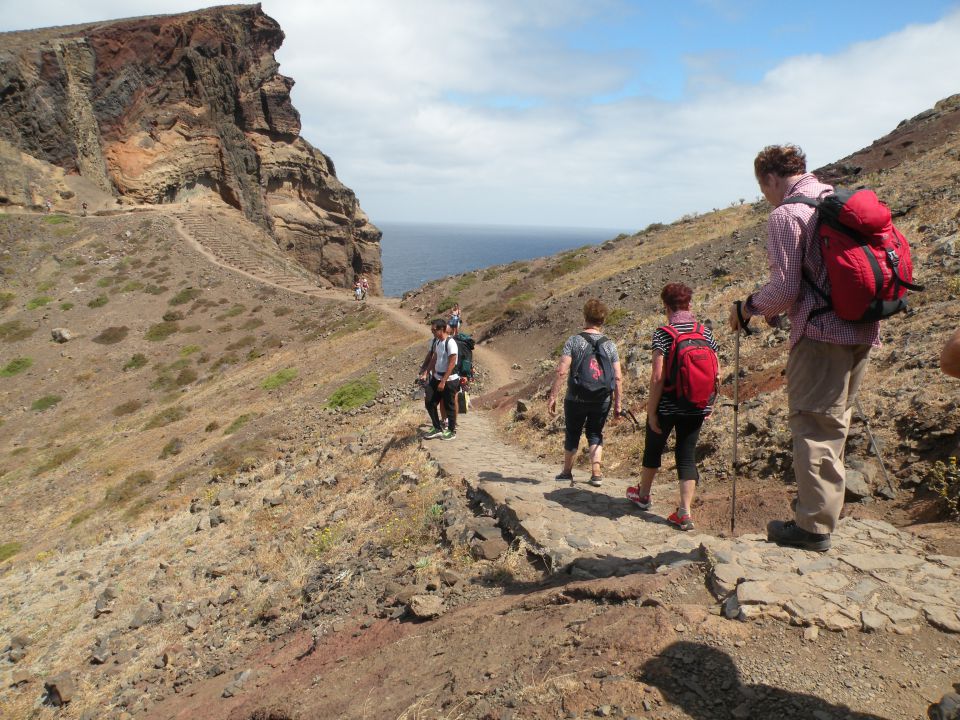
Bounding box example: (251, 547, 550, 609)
(547, 299, 623, 487)
(728, 144, 920, 552)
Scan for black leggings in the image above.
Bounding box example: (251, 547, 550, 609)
(642, 415, 705, 482)
(563, 397, 611, 452)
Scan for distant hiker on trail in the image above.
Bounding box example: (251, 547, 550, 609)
(353, 278, 363, 301)
(941, 328, 960, 378)
(627, 283, 719, 531)
(548, 299, 622, 487)
(449, 303, 462, 332)
(729, 144, 879, 552)
(419, 318, 459, 441)
(81, 201, 88, 217)
(360, 275, 370, 299)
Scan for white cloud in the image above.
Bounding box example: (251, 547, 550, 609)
(2, 1, 960, 229)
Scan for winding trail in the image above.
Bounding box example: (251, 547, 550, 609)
(169, 207, 960, 635)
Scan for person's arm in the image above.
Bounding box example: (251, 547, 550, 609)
(941, 328, 960, 378)
(612, 360, 623, 419)
(548, 356, 572, 415)
(647, 351, 664, 433)
(730, 210, 804, 329)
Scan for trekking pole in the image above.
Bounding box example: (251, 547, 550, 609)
(854, 397, 896, 497)
(730, 301, 754, 534)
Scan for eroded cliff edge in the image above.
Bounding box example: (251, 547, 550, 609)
(0, 3, 382, 291)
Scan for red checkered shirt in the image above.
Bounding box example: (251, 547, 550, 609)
(744, 173, 881, 348)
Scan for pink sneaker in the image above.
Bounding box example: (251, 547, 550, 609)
(626, 486, 651, 510)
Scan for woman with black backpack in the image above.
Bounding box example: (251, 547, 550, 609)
(547, 299, 623, 487)
(626, 283, 719, 530)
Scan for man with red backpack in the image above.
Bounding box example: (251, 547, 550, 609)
(627, 283, 719, 530)
(729, 144, 890, 552)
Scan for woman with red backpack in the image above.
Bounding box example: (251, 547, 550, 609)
(627, 283, 719, 530)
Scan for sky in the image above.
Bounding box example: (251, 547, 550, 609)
(2, 1, 960, 230)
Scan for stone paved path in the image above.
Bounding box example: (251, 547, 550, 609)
(428, 413, 960, 636)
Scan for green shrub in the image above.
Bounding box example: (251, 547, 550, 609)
(0, 358, 32, 377)
(605, 308, 630, 327)
(143, 406, 188, 429)
(162, 310, 184, 322)
(59, 302, 74, 311)
(169, 287, 202, 306)
(145, 321, 179, 341)
(144, 285, 167, 296)
(436, 297, 457, 313)
(69, 509, 93, 527)
(123, 353, 148, 371)
(159, 437, 184, 459)
(262, 368, 297, 390)
(273, 306, 293, 317)
(44, 214, 70, 225)
(31, 395, 62, 412)
(223, 413, 254, 435)
(96, 277, 115, 288)
(327, 372, 379, 410)
(545, 254, 588, 280)
(180, 344, 201, 357)
(225, 335, 255, 351)
(33, 446, 80, 475)
(120, 281, 144, 293)
(112, 399, 144, 416)
(0, 291, 14, 310)
(0, 542, 22, 563)
(26, 296, 53, 310)
(211, 353, 239, 371)
(92, 326, 129, 345)
(181, 325, 201, 333)
(204, 421, 220, 432)
(929, 456, 959, 520)
(240, 318, 264, 330)
(175, 368, 198, 386)
(218, 304, 246, 319)
(103, 470, 155, 507)
(36, 280, 56, 292)
(0, 321, 35, 342)
(87, 295, 109, 308)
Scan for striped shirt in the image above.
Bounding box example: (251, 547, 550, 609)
(744, 173, 881, 349)
(653, 316, 718, 416)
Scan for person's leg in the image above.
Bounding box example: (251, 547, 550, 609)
(638, 415, 676, 495)
(561, 398, 588, 478)
(442, 382, 458, 434)
(673, 415, 705, 519)
(425, 378, 443, 432)
(584, 400, 611, 485)
(781, 339, 871, 538)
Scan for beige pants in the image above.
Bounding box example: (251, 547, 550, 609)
(786, 337, 872, 534)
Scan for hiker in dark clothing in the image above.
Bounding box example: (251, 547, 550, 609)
(547, 299, 622, 487)
(419, 319, 459, 441)
(627, 283, 718, 531)
(942, 328, 960, 378)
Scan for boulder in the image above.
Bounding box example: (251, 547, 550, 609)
(51, 328, 73, 343)
(408, 595, 445, 620)
(844, 469, 871, 501)
(44, 671, 76, 706)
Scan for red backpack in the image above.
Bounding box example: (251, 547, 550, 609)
(783, 189, 923, 322)
(662, 324, 718, 410)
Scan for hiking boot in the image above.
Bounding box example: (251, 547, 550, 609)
(588, 475, 603, 487)
(767, 519, 831, 552)
(555, 471, 573, 481)
(440, 430, 457, 441)
(423, 427, 443, 440)
(626, 486, 651, 510)
(667, 509, 695, 531)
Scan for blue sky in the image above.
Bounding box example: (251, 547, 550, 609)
(2, 1, 960, 229)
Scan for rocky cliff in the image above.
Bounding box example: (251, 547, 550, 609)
(0, 3, 382, 291)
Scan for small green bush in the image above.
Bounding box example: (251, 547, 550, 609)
(120, 281, 144, 293)
(225, 335, 255, 351)
(0, 542, 22, 563)
(44, 214, 70, 225)
(69, 509, 93, 527)
(0, 292, 14, 310)
(162, 310, 184, 322)
(31, 395, 62, 412)
(262, 368, 297, 390)
(0, 321, 35, 342)
(145, 321, 179, 341)
(929, 456, 959, 520)
(59, 302, 74, 311)
(0, 358, 32, 377)
(181, 325, 201, 334)
(87, 295, 109, 308)
(92, 326, 129, 345)
(436, 297, 457, 313)
(605, 308, 630, 327)
(159, 437, 184, 459)
(36, 280, 56, 292)
(327, 372, 379, 410)
(204, 421, 220, 432)
(240, 318, 264, 330)
(175, 368, 198, 386)
(143, 406, 188, 429)
(103, 470, 155, 507)
(223, 413, 254, 435)
(112, 399, 144, 416)
(26, 296, 53, 310)
(96, 277, 114, 288)
(144, 285, 167, 296)
(33, 446, 80, 475)
(180, 344, 201, 357)
(218, 304, 246, 319)
(169, 287, 202, 306)
(123, 353, 148, 371)
(273, 306, 292, 317)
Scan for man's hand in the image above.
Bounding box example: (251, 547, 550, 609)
(438, 379, 446, 391)
(548, 395, 557, 415)
(648, 411, 662, 434)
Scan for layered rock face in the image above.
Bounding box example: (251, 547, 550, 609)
(0, 4, 382, 291)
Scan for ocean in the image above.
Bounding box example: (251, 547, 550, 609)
(378, 221, 624, 297)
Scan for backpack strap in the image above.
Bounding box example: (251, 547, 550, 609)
(659, 325, 681, 392)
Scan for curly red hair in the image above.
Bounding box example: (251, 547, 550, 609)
(661, 283, 692, 312)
